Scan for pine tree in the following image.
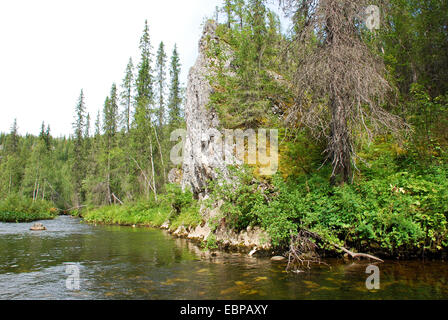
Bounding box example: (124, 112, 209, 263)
(45, 124, 51, 150)
(248, 0, 267, 67)
(39, 122, 46, 140)
(84, 113, 91, 139)
(102, 92, 114, 204)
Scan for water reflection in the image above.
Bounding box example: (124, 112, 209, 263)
(0, 216, 447, 300)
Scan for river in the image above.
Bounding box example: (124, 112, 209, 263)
(0, 216, 447, 299)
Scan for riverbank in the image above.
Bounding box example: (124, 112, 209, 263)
(0, 195, 58, 222)
(80, 196, 271, 253)
(80, 156, 448, 260)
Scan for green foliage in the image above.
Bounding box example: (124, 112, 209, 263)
(168, 44, 182, 125)
(83, 202, 171, 226)
(0, 19, 185, 215)
(381, 0, 448, 97)
(211, 156, 448, 254)
(0, 195, 56, 222)
(83, 184, 201, 230)
(204, 233, 219, 250)
(208, 166, 266, 230)
(1, 4, 448, 262)
(165, 184, 194, 217)
(405, 84, 448, 162)
(207, 1, 292, 129)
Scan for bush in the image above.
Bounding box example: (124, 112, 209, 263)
(82, 184, 201, 229)
(210, 159, 448, 254)
(0, 194, 57, 222)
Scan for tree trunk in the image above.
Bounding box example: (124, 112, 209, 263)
(106, 151, 112, 205)
(149, 139, 158, 201)
(329, 97, 352, 185)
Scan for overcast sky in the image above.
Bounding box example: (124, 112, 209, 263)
(0, 0, 287, 137)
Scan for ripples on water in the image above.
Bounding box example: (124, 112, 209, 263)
(0, 216, 447, 300)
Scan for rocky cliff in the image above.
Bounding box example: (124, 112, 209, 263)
(181, 21, 234, 199)
(177, 21, 271, 251)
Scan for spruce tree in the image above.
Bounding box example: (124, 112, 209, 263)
(168, 44, 182, 125)
(103, 84, 119, 187)
(94, 109, 101, 137)
(223, 0, 234, 28)
(72, 89, 86, 206)
(135, 20, 154, 108)
(104, 84, 119, 143)
(9, 119, 19, 154)
(120, 58, 134, 133)
(234, 0, 245, 29)
(132, 20, 158, 200)
(39, 121, 52, 151)
(155, 42, 167, 128)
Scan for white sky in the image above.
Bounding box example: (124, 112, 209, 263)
(0, 0, 287, 137)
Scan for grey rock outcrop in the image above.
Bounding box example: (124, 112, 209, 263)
(177, 21, 271, 251)
(181, 21, 236, 199)
(168, 168, 182, 185)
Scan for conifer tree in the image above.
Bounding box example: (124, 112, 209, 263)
(9, 119, 19, 154)
(131, 20, 158, 200)
(155, 42, 167, 128)
(223, 0, 234, 28)
(135, 20, 154, 108)
(120, 58, 134, 133)
(168, 44, 182, 126)
(39, 121, 52, 151)
(72, 89, 87, 206)
(234, 0, 245, 29)
(94, 110, 101, 138)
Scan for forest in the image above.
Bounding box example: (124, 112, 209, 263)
(1, 0, 447, 259)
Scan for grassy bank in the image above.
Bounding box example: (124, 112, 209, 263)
(81, 185, 202, 231)
(0, 195, 58, 222)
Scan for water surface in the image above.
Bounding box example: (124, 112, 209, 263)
(0, 216, 447, 299)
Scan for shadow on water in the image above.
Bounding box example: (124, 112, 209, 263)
(0, 216, 447, 300)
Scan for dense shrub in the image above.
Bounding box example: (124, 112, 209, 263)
(210, 160, 448, 254)
(83, 184, 201, 229)
(0, 194, 57, 222)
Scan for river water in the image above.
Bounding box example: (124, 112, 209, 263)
(0, 216, 447, 300)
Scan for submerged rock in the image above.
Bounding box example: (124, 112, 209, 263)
(30, 223, 46, 231)
(271, 256, 287, 262)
